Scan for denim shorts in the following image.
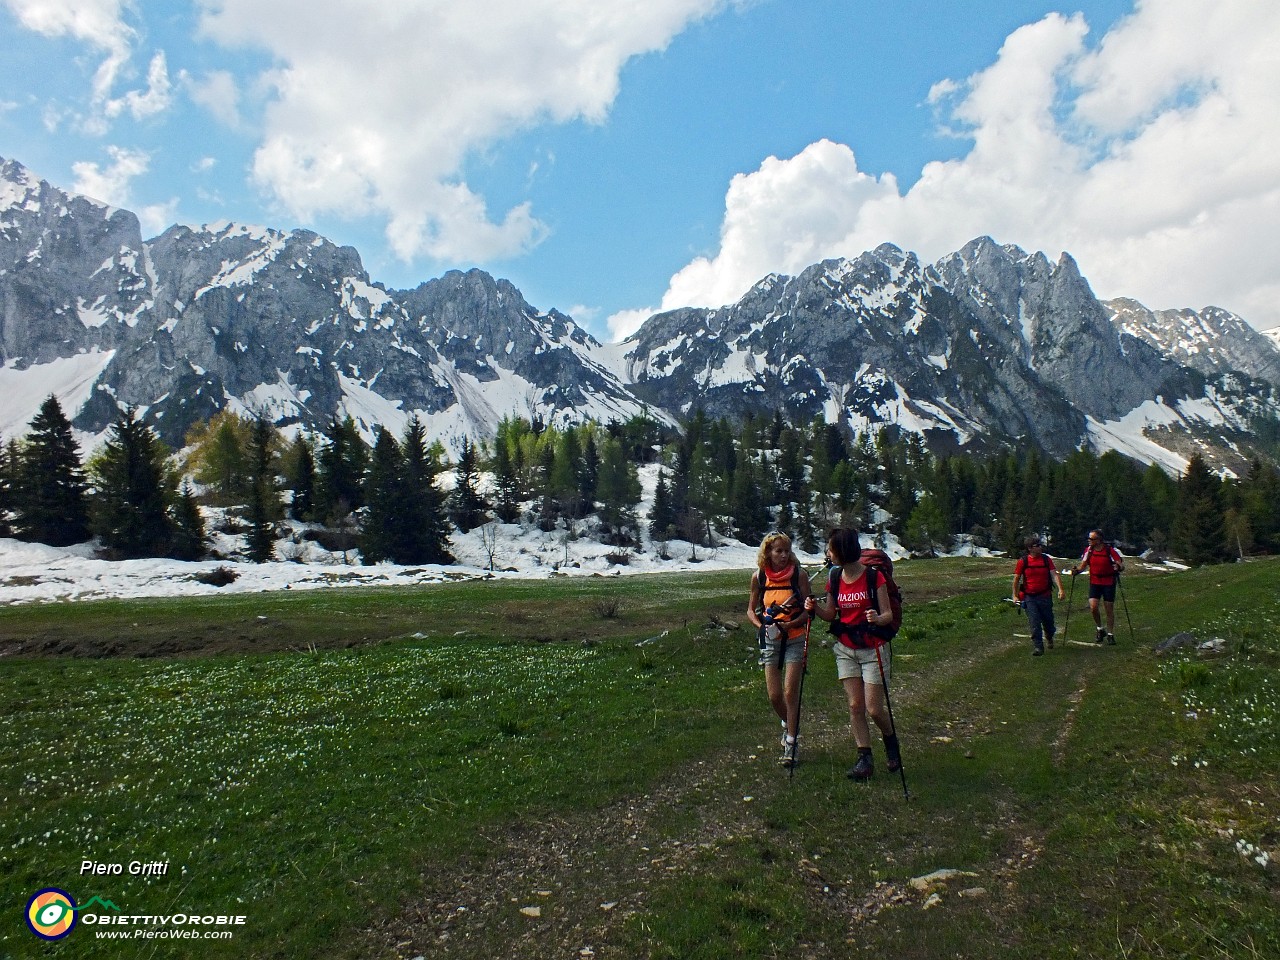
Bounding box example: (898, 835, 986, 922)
(759, 630, 807, 668)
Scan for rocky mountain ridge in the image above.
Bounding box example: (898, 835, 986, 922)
(3, 155, 1278, 472)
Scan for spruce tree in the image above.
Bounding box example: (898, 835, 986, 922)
(90, 408, 175, 558)
(169, 482, 207, 561)
(729, 453, 770, 545)
(244, 415, 283, 563)
(649, 468, 677, 541)
(398, 416, 452, 563)
(360, 427, 405, 564)
(316, 416, 368, 522)
(0, 439, 14, 537)
(491, 429, 523, 523)
(449, 437, 488, 533)
(596, 436, 641, 546)
(1173, 454, 1227, 565)
(284, 434, 318, 521)
(13, 395, 90, 546)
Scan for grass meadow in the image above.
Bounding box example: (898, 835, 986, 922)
(1, 558, 1277, 958)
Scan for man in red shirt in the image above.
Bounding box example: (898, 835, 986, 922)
(1012, 537, 1065, 656)
(1072, 529, 1125, 644)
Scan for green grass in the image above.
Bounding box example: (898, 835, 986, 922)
(2, 558, 1278, 958)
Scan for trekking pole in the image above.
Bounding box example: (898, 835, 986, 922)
(873, 642, 909, 802)
(1116, 572, 1136, 644)
(1063, 570, 1077, 641)
(789, 617, 812, 783)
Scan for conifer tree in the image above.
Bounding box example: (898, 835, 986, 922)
(169, 482, 207, 561)
(399, 416, 451, 563)
(491, 428, 522, 523)
(0, 438, 14, 537)
(905, 494, 949, 557)
(1173, 454, 1227, 565)
(360, 426, 405, 564)
(184, 410, 252, 504)
(13, 395, 90, 546)
(649, 468, 677, 541)
(729, 453, 770, 545)
(316, 416, 368, 521)
(596, 436, 641, 545)
(90, 408, 175, 558)
(449, 437, 488, 533)
(244, 415, 283, 563)
(284, 434, 318, 521)
(579, 430, 600, 503)
(532, 438, 558, 532)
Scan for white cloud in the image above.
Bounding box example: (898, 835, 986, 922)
(4, 0, 173, 130)
(183, 69, 241, 128)
(195, 0, 726, 263)
(71, 145, 151, 207)
(607, 306, 657, 341)
(645, 0, 1280, 330)
(137, 199, 179, 237)
(102, 50, 172, 121)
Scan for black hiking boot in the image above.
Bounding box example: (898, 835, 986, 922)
(1095, 626, 1106, 644)
(884, 735, 902, 773)
(1107, 633, 1116, 645)
(1032, 645, 1044, 656)
(847, 751, 874, 780)
(1047, 633, 1055, 650)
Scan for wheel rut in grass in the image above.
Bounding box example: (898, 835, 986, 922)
(365, 629, 1087, 959)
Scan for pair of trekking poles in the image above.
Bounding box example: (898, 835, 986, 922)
(1061, 568, 1135, 644)
(784, 566, 909, 800)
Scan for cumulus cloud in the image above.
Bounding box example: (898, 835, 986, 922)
(607, 306, 658, 341)
(196, 0, 726, 263)
(183, 69, 241, 128)
(644, 0, 1280, 330)
(4, 0, 171, 129)
(71, 145, 151, 207)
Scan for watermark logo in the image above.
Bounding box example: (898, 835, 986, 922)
(26, 888, 78, 941)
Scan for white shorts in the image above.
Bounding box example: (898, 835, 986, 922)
(834, 642, 890, 684)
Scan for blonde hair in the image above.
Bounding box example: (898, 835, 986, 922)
(756, 532, 795, 570)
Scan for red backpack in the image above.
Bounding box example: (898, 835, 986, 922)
(826, 548, 904, 640)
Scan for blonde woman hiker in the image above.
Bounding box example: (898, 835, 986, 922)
(747, 532, 813, 768)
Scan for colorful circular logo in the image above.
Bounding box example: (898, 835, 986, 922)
(26, 888, 78, 940)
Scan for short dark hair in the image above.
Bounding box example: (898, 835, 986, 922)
(827, 528, 862, 566)
(1025, 536, 1043, 549)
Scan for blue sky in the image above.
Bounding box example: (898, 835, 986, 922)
(2, 0, 1278, 340)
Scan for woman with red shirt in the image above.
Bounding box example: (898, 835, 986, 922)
(806, 528, 900, 780)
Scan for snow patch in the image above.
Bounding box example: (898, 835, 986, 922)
(0, 350, 115, 439)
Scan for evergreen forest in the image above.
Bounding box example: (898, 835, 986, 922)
(2, 397, 1277, 567)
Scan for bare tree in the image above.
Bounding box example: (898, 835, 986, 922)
(480, 521, 500, 572)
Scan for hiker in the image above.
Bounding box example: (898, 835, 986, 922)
(1012, 536, 1065, 656)
(1071, 529, 1125, 645)
(747, 532, 813, 767)
(805, 527, 901, 781)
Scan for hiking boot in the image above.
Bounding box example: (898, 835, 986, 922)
(1095, 627, 1106, 644)
(884, 735, 902, 773)
(779, 738, 798, 768)
(1047, 633, 1055, 650)
(847, 752, 874, 780)
(1107, 633, 1116, 646)
(1032, 646, 1044, 656)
